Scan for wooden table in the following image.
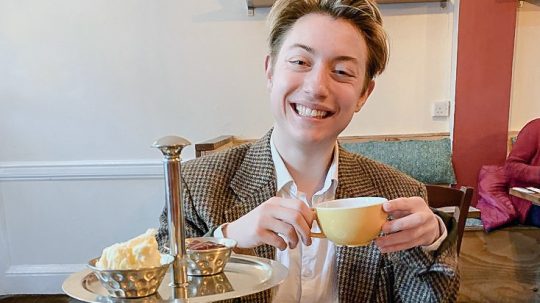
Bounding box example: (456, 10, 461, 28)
(0, 295, 83, 303)
(509, 187, 540, 206)
(458, 219, 540, 302)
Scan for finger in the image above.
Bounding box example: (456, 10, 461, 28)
(385, 210, 409, 220)
(259, 229, 288, 251)
(381, 213, 426, 234)
(383, 197, 425, 213)
(275, 212, 312, 246)
(377, 228, 419, 247)
(275, 198, 315, 223)
(375, 229, 425, 253)
(377, 223, 438, 253)
(261, 219, 300, 249)
(270, 207, 313, 246)
(377, 217, 438, 252)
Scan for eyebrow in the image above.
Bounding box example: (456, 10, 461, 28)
(289, 43, 359, 63)
(290, 43, 315, 54)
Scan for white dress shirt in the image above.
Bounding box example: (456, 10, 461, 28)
(270, 135, 340, 303)
(216, 135, 448, 303)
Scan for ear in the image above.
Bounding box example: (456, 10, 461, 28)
(355, 80, 375, 112)
(264, 55, 273, 90)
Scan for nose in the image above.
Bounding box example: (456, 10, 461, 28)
(302, 65, 329, 99)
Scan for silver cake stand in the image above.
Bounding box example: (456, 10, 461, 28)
(63, 254, 287, 303)
(62, 136, 287, 302)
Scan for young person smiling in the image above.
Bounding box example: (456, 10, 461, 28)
(157, 0, 459, 302)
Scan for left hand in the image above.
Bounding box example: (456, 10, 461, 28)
(375, 197, 440, 253)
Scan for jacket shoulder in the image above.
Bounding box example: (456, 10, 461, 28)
(182, 143, 251, 183)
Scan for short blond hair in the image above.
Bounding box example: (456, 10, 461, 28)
(268, 0, 388, 92)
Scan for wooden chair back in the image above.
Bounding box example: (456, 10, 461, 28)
(426, 184, 474, 255)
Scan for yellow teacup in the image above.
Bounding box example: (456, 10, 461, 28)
(311, 197, 388, 247)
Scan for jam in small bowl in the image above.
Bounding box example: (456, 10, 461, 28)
(185, 237, 237, 276)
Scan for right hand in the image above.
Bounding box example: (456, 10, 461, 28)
(224, 197, 314, 250)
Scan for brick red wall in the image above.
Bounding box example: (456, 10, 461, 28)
(453, 0, 517, 205)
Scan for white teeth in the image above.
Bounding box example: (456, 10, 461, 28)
(295, 104, 328, 118)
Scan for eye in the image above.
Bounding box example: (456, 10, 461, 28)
(289, 59, 307, 66)
(334, 69, 353, 77)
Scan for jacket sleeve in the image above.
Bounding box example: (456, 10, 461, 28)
(388, 184, 460, 303)
(504, 121, 540, 184)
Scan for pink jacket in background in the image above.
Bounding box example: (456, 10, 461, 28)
(504, 118, 540, 223)
(477, 118, 540, 231)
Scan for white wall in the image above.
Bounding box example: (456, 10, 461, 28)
(0, 0, 455, 162)
(0, 0, 456, 293)
(510, 1, 540, 131)
(351, 2, 455, 136)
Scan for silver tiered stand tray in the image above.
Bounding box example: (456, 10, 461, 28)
(63, 254, 287, 303)
(62, 136, 287, 303)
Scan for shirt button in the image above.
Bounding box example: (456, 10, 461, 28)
(302, 269, 313, 279)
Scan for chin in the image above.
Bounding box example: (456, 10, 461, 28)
(291, 129, 336, 147)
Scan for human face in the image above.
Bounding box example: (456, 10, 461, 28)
(265, 13, 375, 148)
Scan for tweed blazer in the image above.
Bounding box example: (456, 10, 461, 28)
(157, 130, 459, 303)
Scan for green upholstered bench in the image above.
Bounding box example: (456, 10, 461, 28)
(340, 135, 456, 185)
(195, 132, 456, 185)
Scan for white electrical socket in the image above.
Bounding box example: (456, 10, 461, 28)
(432, 101, 450, 117)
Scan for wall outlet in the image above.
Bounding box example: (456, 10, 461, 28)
(432, 101, 450, 117)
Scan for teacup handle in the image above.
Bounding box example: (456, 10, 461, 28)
(310, 208, 326, 238)
(310, 231, 326, 238)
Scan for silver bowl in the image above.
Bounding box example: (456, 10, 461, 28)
(87, 254, 174, 298)
(185, 237, 237, 276)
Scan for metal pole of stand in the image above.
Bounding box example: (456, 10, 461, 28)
(152, 136, 191, 291)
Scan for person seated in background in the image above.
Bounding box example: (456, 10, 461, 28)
(157, 0, 459, 302)
(505, 118, 540, 227)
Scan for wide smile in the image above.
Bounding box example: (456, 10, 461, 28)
(291, 103, 333, 119)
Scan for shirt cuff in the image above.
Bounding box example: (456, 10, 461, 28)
(213, 223, 229, 238)
(421, 215, 447, 252)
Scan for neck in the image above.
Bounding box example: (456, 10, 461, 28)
(273, 131, 336, 200)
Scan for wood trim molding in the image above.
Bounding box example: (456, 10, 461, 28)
(195, 132, 451, 157)
(5, 264, 86, 276)
(0, 160, 164, 181)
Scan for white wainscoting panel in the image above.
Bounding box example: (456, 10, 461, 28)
(0, 184, 10, 293)
(0, 160, 168, 294)
(4, 264, 87, 294)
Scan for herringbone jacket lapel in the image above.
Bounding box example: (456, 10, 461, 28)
(229, 131, 277, 260)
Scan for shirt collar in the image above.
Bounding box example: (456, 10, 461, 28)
(270, 132, 339, 194)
